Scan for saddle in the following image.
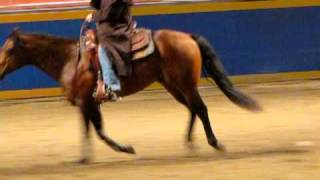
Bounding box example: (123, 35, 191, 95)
(131, 28, 155, 60)
(81, 28, 155, 75)
(83, 28, 154, 62)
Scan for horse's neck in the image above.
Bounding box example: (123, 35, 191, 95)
(31, 42, 78, 82)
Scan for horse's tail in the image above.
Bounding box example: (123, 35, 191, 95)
(191, 34, 262, 111)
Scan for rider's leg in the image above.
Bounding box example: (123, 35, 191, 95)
(98, 45, 121, 92)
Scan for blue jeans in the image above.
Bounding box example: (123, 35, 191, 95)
(98, 45, 121, 91)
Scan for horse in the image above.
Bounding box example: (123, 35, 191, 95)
(0, 28, 261, 163)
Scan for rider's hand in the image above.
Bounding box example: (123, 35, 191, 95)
(85, 13, 93, 22)
(95, 80, 106, 101)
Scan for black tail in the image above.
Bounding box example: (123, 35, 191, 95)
(191, 34, 262, 112)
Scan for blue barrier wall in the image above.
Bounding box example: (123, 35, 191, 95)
(0, 5, 320, 90)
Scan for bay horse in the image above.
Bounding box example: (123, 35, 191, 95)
(0, 28, 261, 163)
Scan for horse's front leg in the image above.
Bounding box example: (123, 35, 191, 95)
(83, 101, 136, 156)
(79, 105, 93, 163)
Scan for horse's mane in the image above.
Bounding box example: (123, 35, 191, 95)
(13, 30, 78, 45)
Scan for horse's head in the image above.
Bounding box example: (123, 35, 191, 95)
(0, 28, 28, 80)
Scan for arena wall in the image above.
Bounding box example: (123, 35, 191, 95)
(0, 1, 320, 99)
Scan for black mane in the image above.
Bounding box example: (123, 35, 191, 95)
(21, 31, 78, 44)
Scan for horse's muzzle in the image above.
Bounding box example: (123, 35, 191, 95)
(0, 63, 8, 80)
(0, 69, 5, 80)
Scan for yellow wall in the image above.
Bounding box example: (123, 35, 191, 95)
(1, 71, 320, 100)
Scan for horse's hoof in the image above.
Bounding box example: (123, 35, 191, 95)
(118, 145, 136, 154)
(124, 145, 136, 154)
(77, 158, 90, 164)
(185, 141, 198, 151)
(214, 142, 226, 152)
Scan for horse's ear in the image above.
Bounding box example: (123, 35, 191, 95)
(13, 27, 20, 33)
(8, 27, 25, 48)
(9, 27, 21, 37)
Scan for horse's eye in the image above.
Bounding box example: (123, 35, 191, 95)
(3, 40, 16, 54)
(7, 46, 15, 54)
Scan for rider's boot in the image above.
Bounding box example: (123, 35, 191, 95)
(93, 80, 120, 102)
(105, 87, 121, 102)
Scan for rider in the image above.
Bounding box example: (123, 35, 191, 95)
(86, 0, 135, 101)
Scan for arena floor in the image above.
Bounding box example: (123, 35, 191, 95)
(0, 80, 319, 179)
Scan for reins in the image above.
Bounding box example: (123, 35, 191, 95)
(77, 20, 90, 62)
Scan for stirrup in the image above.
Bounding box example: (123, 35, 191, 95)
(105, 88, 121, 102)
(92, 87, 121, 102)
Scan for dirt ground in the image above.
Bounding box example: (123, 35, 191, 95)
(0, 80, 319, 180)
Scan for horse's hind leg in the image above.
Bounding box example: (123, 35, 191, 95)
(160, 82, 196, 143)
(186, 113, 196, 142)
(186, 89, 225, 151)
(82, 101, 136, 155)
